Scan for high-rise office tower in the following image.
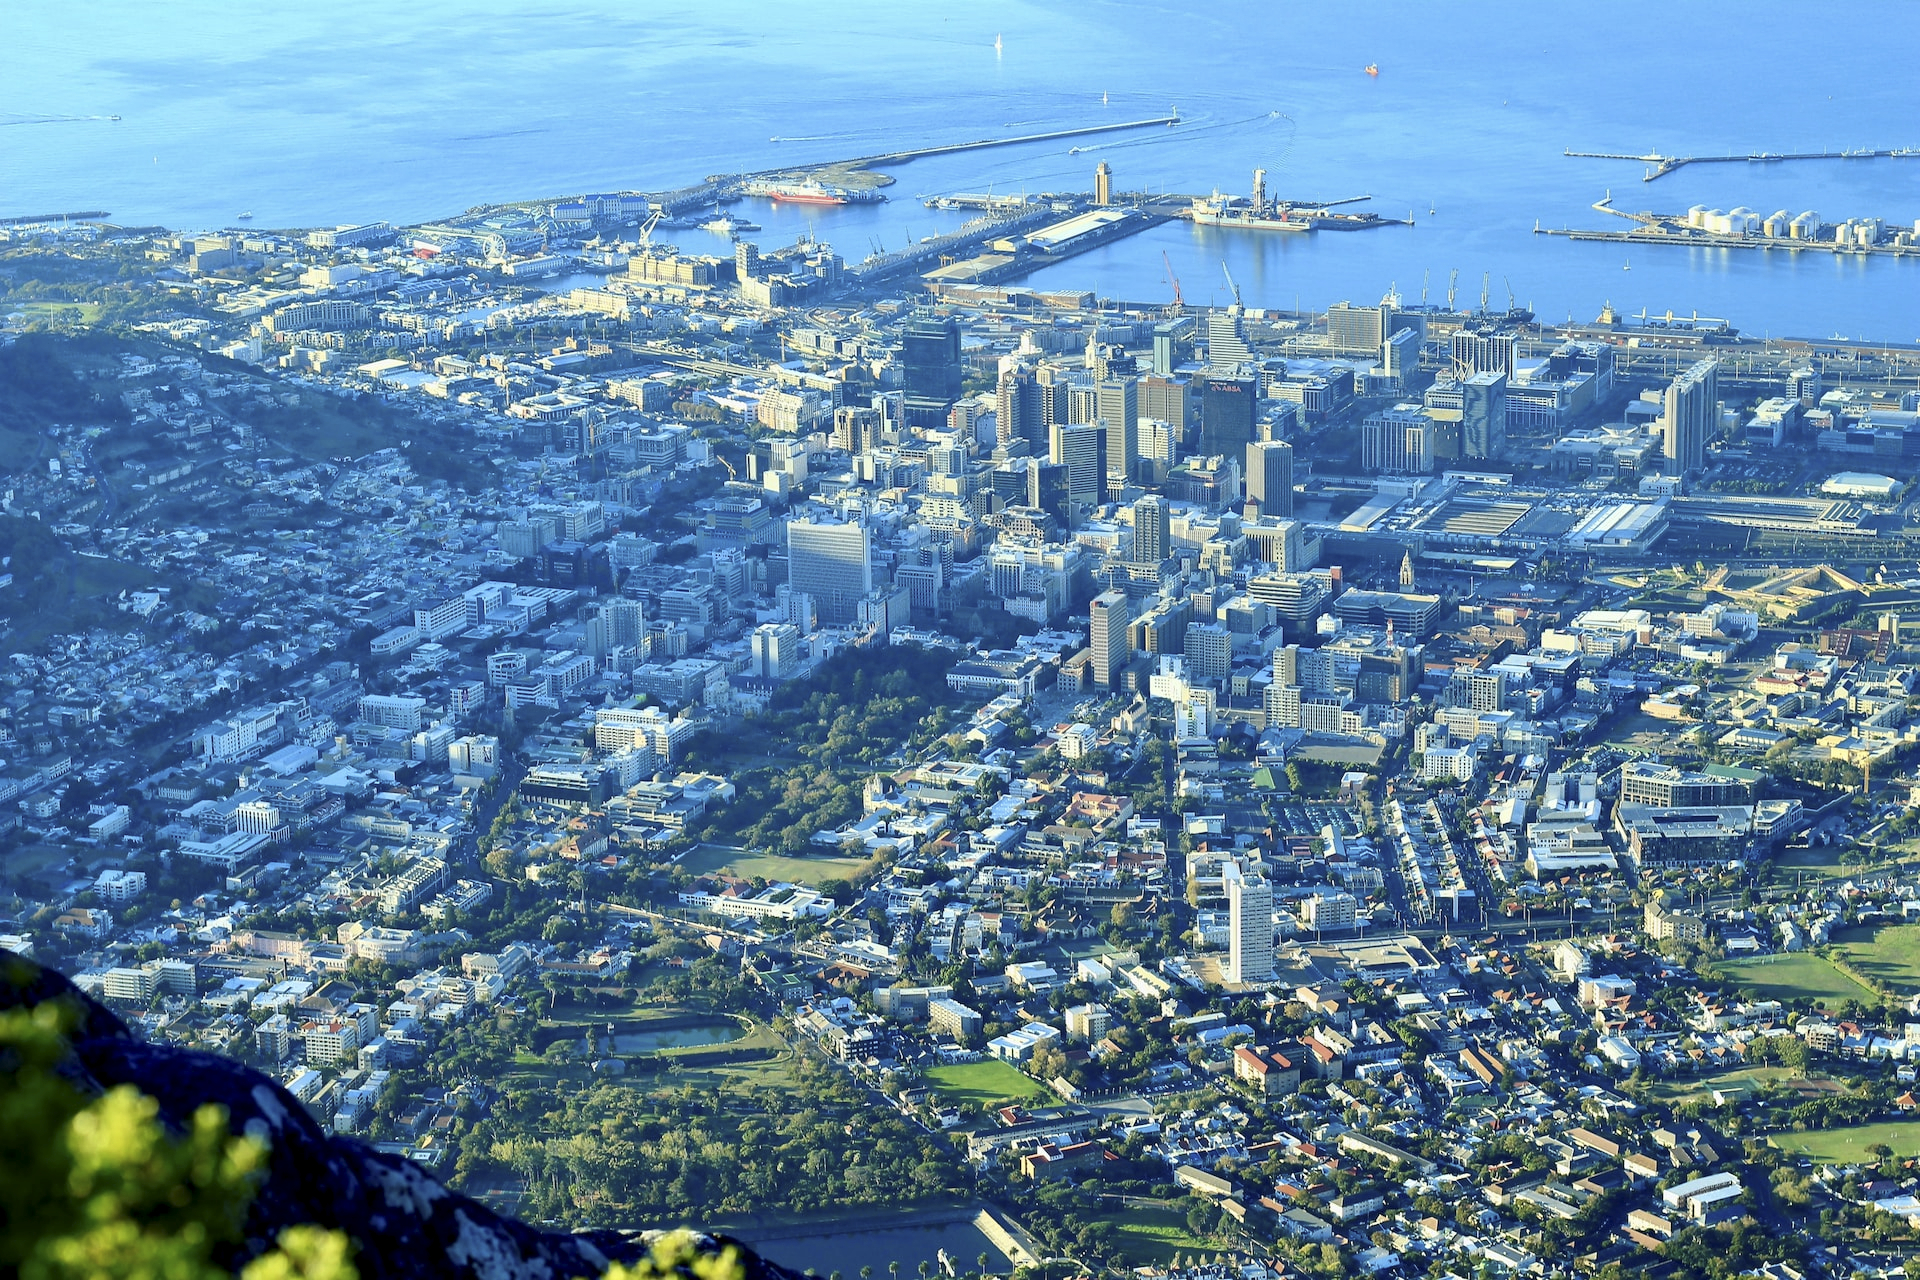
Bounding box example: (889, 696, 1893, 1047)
(1131, 494, 1170, 566)
(1140, 374, 1193, 436)
(1200, 373, 1258, 459)
(832, 405, 878, 455)
(1325, 301, 1392, 356)
(1097, 376, 1139, 487)
(902, 311, 962, 427)
(1094, 161, 1113, 206)
(1206, 308, 1254, 365)
(1662, 358, 1719, 475)
(1038, 364, 1084, 426)
(1050, 422, 1104, 519)
(1225, 863, 1275, 983)
(786, 517, 872, 625)
(996, 365, 1043, 454)
(1152, 319, 1193, 376)
(1461, 371, 1508, 459)
(1450, 329, 1517, 378)
(1089, 590, 1133, 688)
(1028, 460, 1070, 529)
(1245, 440, 1295, 518)
(734, 240, 762, 281)
(987, 460, 1030, 512)
(1138, 418, 1179, 484)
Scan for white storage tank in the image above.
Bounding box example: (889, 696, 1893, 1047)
(1764, 210, 1792, 237)
(1687, 205, 1710, 228)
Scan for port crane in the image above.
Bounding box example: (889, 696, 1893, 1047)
(1446, 269, 1458, 310)
(1162, 250, 1184, 312)
(1222, 261, 1243, 310)
(1479, 272, 1491, 314)
(636, 208, 664, 252)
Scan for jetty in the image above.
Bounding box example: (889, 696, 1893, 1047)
(1566, 146, 1920, 182)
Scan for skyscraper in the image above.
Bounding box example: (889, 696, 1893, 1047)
(1094, 161, 1112, 206)
(1131, 494, 1169, 566)
(1325, 301, 1392, 356)
(996, 364, 1043, 454)
(1206, 309, 1254, 365)
(1027, 460, 1070, 528)
(1450, 329, 1517, 378)
(1097, 376, 1139, 488)
(1461, 371, 1508, 459)
(786, 517, 872, 625)
(1244, 440, 1295, 518)
(1662, 358, 1719, 475)
(902, 311, 962, 427)
(1049, 422, 1104, 520)
(1140, 374, 1193, 449)
(1089, 590, 1132, 689)
(1226, 863, 1274, 984)
(1151, 319, 1193, 376)
(1200, 373, 1258, 460)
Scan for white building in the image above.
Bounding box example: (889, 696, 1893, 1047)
(1226, 863, 1275, 983)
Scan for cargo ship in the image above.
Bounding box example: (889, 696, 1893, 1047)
(742, 178, 885, 206)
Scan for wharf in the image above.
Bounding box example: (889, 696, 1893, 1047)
(1567, 145, 1920, 182)
(1536, 223, 1919, 258)
(920, 205, 1171, 287)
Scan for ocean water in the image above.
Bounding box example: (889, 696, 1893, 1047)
(7, 0, 1919, 340)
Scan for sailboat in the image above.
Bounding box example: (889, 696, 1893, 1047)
(1623, 256, 1631, 271)
(1102, 90, 1109, 106)
(994, 33, 1002, 55)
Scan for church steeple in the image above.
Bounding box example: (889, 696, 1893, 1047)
(1400, 549, 1417, 590)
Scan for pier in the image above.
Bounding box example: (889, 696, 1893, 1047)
(0, 209, 111, 226)
(1566, 145, 1920, 182)
(1535, 222, 1919, 260)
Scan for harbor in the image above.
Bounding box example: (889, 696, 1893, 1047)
(905, 168, 1405, 290)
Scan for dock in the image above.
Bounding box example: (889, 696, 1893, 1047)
(1566, 145, 1920, 183)
(1535, 222, 1920, 260)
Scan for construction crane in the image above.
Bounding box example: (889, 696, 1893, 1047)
(1446, 269, 1459, 310)
(636, 208, 664, 252)
(1162, 250, 1184, 311)
(1222, 261, 1243, 309)
(1480, 272, 1491, 314)
(719, 454, 738, 482)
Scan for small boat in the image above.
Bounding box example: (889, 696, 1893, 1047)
(1623, 257, 1631, 271)
(1364, 64, 1379, 76)
(1069, 145, 1086, 154)
(237, 211, 254, 220)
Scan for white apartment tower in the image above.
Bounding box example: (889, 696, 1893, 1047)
(1225, 862, 1275, 983)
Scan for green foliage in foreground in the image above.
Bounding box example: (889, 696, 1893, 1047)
(0, 1002, 355, 1280)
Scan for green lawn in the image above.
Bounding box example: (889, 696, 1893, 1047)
(1092, 1207, 1218, 1268)
(1644, 1066, 1837, 1104)
(922, 1060, 1050, 1109)
(1832, 924, 1920, 992)
(1715, 953, 1878, 1006)
(679, 843, 873, 886)
(1771, 1121, 1920, 1163)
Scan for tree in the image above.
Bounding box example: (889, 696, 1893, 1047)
(1, 1001, 357, 1280)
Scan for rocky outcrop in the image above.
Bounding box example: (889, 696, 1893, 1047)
(1, 954, 796, 1280)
